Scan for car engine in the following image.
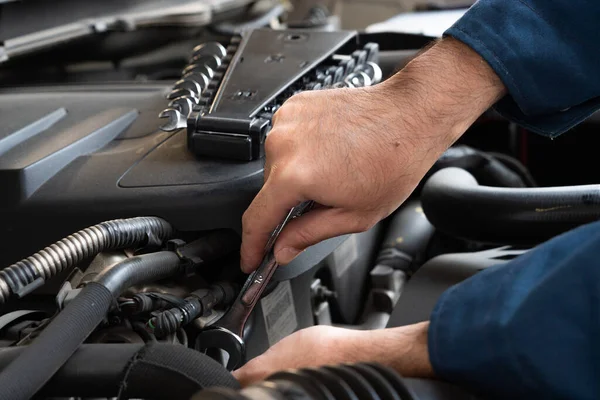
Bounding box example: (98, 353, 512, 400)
(0, 1, 599, 399)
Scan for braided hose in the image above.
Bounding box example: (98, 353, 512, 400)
(0, 217, 173, 305)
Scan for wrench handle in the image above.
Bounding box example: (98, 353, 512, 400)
(240, 252, 278, 306)
(214, 253, 278, 336)
(214, 201, 314, 336)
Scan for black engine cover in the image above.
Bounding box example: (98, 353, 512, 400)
(0, 30, 373, 272)
(0, 82, 264, 262)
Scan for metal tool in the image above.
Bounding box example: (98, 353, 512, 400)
(183, 64, 214, 80)
(168, 96, 195, 116)
(172, 79, 202, 96)
(356, 62, 383, 85)
(159, 108, 187, 132)
(326, 66, 344, 83)
(363, 42, 380, 63)
(187, 54, 221, 72)
(192, 42, 227, 60)
(344, 71, 372, 88)
(167, 87, 198, 102)
(181, 72, 211, 93)
(351, 50, 368, 67)
(196, 200, 314, 371)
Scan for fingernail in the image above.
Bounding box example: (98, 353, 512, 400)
(275, 247, 301, 265)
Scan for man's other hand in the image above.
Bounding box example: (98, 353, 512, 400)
(240, 38, 505, 272)
(233, 322, 434, 387)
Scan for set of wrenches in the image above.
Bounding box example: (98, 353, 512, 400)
(159, 41, 232, 132)
(306, 43, 383, 90)
(158, 39, 383, 133)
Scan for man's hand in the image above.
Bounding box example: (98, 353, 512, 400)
(233, 322, 434, 387)
(241, 38, 506, 272)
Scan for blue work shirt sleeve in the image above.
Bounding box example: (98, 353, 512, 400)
(428, 220, 600, 399)
(444, 0, 600, 137)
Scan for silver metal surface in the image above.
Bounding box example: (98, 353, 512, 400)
(167, 87, 199, 102)
(168, 96, 195, 116)
(358, 62, 383, 84)
(173, 79, 202, 96)
(192, 42, 227, 60)
(331, 81, 353, 88)
(345, 71, 372, 88)
(183, 63, 214, 80)
(159, 108, 187, 132)
(182, 72, 211, 92)
(187, 54, 221, 72)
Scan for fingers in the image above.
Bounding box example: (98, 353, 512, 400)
(232, 357, 272, 387)
(233, 325, 370, 387)
(273, 208, 375, 265)
(241, 179, 303, 273)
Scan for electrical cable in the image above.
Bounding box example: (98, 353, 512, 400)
(0, 217, 173, 305)
(0, 252, 183, 400)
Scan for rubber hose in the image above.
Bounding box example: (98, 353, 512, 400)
(0, 343, 238, 399)
(0, 217, 173, 305)
(431, 145, 528, 188)
(376, 200, 435, 274)
(421, 167, 600, 245)
(0, 252, 182, 400)
(487, 151, 537, 187)
(152, 282, 238, 337)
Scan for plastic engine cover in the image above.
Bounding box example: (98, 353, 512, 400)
(0, 82, 349, 276)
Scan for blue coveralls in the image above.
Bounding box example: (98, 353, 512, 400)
(428, 1, 600, 399)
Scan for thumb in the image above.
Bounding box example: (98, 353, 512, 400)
(274, 208, 374, 265)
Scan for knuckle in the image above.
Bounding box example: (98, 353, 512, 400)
(272, 104, 291, 125)
(264, 133, 281, 155)
(265, 126, 296, 155)
(278, 163, 310, 188)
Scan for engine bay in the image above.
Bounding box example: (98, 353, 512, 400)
(0, 1, 599, 399)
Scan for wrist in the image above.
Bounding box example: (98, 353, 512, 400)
(371, 322, 435, 378)
(342, 322, 434, 378)
(378, 37, 506, 145)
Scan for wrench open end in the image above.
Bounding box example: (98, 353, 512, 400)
(195, 201, 315, 371)
(159, 108, 187, 132)
(196, 326, 245, 371)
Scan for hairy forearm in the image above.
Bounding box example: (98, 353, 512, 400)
(331, 39, 503, 380)
(348, 322, 434, 378)
(379, 37, 506, 146)
(234, 322, 434, 387)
